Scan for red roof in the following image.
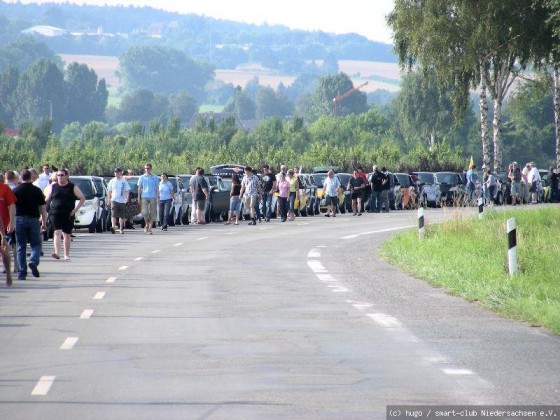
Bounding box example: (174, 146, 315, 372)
(2, 128, 20, 138)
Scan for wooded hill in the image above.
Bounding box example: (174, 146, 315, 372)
(0, 1, 396, 71)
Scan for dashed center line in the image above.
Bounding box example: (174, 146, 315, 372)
(31, 376, 56, 396)
(93, 292, 105, 300)
(307, 260, 327, 273)
(307, 249, 321, 258)
(174, 242, 183, 247)
(80, 309, 94, 319)
(134, 257, 143, 261)
(60, 337, 79, 350)
(367, 313, 404, 329)
(118, 266, 128, 271)
(442, 368, 475, 376)
(106, 277, 117, 283)
(197, 237, 208, 241)
(151, 250, 161, 254)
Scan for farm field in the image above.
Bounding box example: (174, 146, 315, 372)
(59, 54, 402, 93)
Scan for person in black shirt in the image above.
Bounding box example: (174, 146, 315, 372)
(369, 165, 384, 213)
(13, 169, 48, 280)
(347, 170, 365, 216)
(260, 165, 276, 222)
(44, 169, 86, 261)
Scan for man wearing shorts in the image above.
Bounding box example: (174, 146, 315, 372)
(240, 166, 262, 225)
(347, 170, 365, 216)
(138, 163, 159, 234)
(322, 170, 341, 217)
(44, 169, 86, 261)
(190, 168, 209, 224)
(107, 168, 131, 234)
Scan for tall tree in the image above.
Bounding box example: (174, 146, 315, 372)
(255, 86, 294, 120)
(388, 0, 546, 171)
(393, 69, 454, 150)
(308, 72, 368, 121)
(12, 59, 66, 131)
(65, 62, 108, 124)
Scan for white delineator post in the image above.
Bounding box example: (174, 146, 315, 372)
(478, 197, 484, 220)
(418, 207, 425, 240)
(507, 218, 518, 276)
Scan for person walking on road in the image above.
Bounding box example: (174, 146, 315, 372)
(191, 168, 209, 225)
(44, 169, 86, 261)
(225, 173, 241, 225)
(13, 169, 47, 280)
(323, 170, 341, 217)
(33, 164, 51, 191)
(0, 176, 16, 286)
(277, 172, 290, 222)
(347, 170, 365, 216)
(158, 173, 174, 231)
(138, 163, 159, 234)
(369, 165, 384, 213)
(261, 165, 276, 222)
(107, 167, 130, 234)
(240, 166, 262, 225)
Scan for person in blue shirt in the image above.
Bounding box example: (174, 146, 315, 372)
(158, 173, 174, 231)
(138, 163, 160, 235)
(466, 164, 478, 205)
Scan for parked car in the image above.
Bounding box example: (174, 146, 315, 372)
(434, 172, 466, 206)
(411, 172, 438, 208)
(337, 173, 353, 213)
(69, 176, 107, 233)
(298, 173, 319, 216)
(394, 172, 418, 209)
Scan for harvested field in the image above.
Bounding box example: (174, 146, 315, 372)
(57, 54, 401, 92)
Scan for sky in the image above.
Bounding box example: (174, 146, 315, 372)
(13, 0, 396, 44)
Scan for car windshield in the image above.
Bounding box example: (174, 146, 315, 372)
(178, 175, 192, 187)
(313, 173, 328, 187)
(395, 174, 411, 187)
(436, 173, 458, 185)
(71, 178, 95, 199)
(337, 174, 351, 186)
(416, 173, 435, 184)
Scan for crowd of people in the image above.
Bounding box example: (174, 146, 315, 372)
(2, 160, 558, 288)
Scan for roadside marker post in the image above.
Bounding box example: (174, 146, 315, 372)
(418, 207, 425, 240)
(507, 218, 518, 276)
(478, 197, 484, 220)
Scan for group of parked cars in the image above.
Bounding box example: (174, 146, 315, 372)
(60, 165, 550, 233)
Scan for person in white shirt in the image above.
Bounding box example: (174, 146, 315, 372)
(33, 164, 51, 192)
(107, 168, 131, 233)
(527, 162, 541, 204)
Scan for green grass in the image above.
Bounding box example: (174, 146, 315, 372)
(379, 208, 560, 334)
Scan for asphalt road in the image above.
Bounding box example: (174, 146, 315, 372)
(0, 207, 559, 420)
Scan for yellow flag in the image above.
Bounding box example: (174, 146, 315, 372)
(468, 155, 474, 168)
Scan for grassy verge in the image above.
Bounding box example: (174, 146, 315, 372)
(379, 208, 560, 334)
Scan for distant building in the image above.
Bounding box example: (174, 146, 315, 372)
(2, 128, 20, 138)
(21, 25, 67, 37)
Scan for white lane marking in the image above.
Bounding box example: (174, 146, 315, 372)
(259, 227, 272, 231)
(174, 242, 183, 247)
(225, 232, 236, 235)
(151, 250, 161, 254)
(346, 300, 374, 311)
(341, 234, 360, 240)
(31, 376, 56, 396)
(93, 292, 105, 300)
(134, 257, 143, 261)
(328, 285, 350, 293)
(60, 337, 79, 350)
(106, 277, 117, 283)
(307, 260, 327, 273)
(316, 245, 327, 248)
(307, 249, 321, 258)
(360, 226, 415, 236)
(297, 222, 310, 226)
(316, 274, 338, 283)
(197, 237, 208, 241)
(367, 313, 404, 329)
(80, 309, 94, 319)
(442, 368, 475, 376)
(118, 266, 128, 271)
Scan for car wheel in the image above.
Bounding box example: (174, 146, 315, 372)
(89, 215, 97, 233)
(96, 213, 103, 233)
(181, 206, 190, 225)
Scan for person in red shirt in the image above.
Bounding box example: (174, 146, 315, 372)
(0, 177, 17, 286)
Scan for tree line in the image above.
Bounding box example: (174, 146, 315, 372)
(388, 0, 560, 170)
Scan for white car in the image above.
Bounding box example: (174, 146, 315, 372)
(69, 176, 106, 233)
